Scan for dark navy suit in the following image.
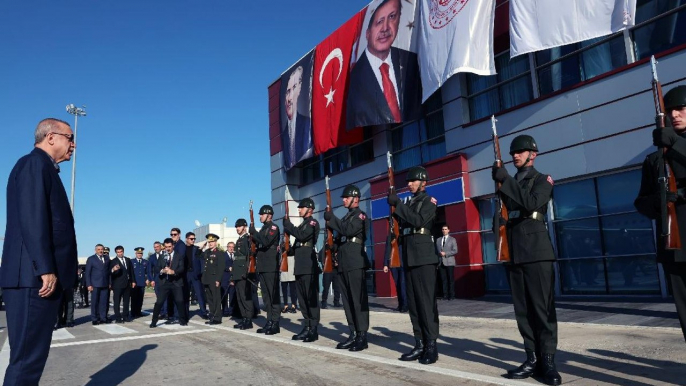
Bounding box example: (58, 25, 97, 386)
(147, 252, 167, 316)
(186, 245, 206, 316)
(0, 148, 78, 385)
(151, 251, 187, 324)
(86, 254, 110, 322)
(221, 252, 234, 315)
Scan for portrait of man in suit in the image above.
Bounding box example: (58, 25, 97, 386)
(346, 0, 422, 129)
(281, 63, 314, 170)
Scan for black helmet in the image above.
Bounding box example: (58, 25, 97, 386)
(406, 166, 428, 181)
(509, 135, 538, 155)
(259, 205, 274, 215)
(235, 218, 247, 227)
(297, 198, 315, 209)
(664, 85, 686, 111)
(340, 184, 361, 198)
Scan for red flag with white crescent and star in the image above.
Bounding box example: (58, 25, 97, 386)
(312, 8, 366, 155)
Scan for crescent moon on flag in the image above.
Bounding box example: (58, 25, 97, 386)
(319, 48, 344, 88)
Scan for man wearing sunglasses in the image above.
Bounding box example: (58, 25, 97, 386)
(166, 227, 186, 322)
(1, 118, 78, 385)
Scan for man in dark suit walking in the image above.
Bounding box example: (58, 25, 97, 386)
(110, 245, 135, 323)
(0, 118, 78, 385)
(86, 244, 110, 324)
(150, 238, 188, 327)
(147, 241, 168, 318)
(346, 0, 421, 128)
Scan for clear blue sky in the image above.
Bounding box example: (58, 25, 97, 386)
(0, 0, 368, 257)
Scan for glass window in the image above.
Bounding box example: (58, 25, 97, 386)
(299, 128, 374, 185)
(477, 198, 509, 292)
(606, 255, 660, 294)
(597, 169, 642, 215)
(555, 219, 603, 259)
(633, 3, 686, 60)
(390, 93, 445, 171)
(601, 213, 655, 256)
(553, 179, 597, 220)
(559, 259, 607, 294)
(467, 51, 533, 121)
(537, 35, 627, 96)
(484, 264, 509, 292)
(552, 169, 659, 295)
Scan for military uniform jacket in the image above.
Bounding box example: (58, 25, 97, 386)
(635, 137, 686, 263)
(328, 207, 370, 272)
(499, 167, 556, 264)
(233, 234, 251, 280)
(252, 221, 280, 273)
(283, 216, 321, 275)
(394, 191, 438, 267)
(201, 248, 226, 285)
(132, 258, 149, 287)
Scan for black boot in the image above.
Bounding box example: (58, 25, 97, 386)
(303, 327, 319, 343)
(320, 300, 328, 309)
(234, 319, 245, 329)
(265, 321, 280, 335)
(399, 339, 424, 361)
(256, 321, 273, 334)
(349, 332, 368, 352)
(507, 350, 537, 379)
(418, 339, 438, 364)
(540, 354, 561, 386)
(240, 318, 253, 330)
(336, 331, 357, 349)
(292, 326, 310, 341)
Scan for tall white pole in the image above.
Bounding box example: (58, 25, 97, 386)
(70, 113, 78, 214)
(66, 104, 86, 215)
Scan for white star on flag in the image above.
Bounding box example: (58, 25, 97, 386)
(324, 87, 336, 107)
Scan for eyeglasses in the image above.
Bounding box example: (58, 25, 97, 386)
(50, 132, 75, 142)
(188, 238, 195, 240)
(170, 233, 179, 236)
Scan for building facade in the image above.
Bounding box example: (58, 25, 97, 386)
(268, 0, 686, 298)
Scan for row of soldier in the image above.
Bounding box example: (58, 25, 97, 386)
(73, 85, 686, 386)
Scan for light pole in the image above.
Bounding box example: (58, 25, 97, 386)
(66, 104, 86, 215)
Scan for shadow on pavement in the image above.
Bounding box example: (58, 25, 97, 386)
(85, 344, 157, 386)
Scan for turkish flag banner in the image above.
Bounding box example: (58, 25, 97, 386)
(312, 8, 366, 156)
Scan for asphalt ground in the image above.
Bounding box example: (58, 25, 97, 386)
(0, 292, 684, 385)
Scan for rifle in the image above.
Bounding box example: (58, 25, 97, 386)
(651, 56, 681, 250)
(248, 200, 257, 273)
(386, 151, 401, 268)
(280, 192, 290, 272)
(492, 116, 511, 262)
(323, 175, 334, 273)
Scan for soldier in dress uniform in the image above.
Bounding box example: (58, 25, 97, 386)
(283, 198, 321, 343)
(130, 247, 149, 318)
(201, 233, 226, 325)
(233, 218, 254, 330)
(636, 85, 686, 342)
(324, 185, 371, 351)
(387, 166, 439, 364)
(249, 205, 282, 335)
(492, 135, 560, 386)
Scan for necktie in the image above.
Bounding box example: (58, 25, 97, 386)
(122, 258, 126, 270)
(442, 237, 446, 248)
(380, 63, 401, 122)
(230, 253, 233, 259)
(100, 255, 104, 264)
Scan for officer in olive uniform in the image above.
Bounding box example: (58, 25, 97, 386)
(233, 219, 254, 330)
(201, 233, 226, 325)
(131, 247, 149, 318)
(492, 135, 560, 386)
(636, 85, 686, 342)
(249, 205, 282, 335)
(283, 198, 321, 343)
(324, 185, 371, 352)
(387, 166, 439, 365)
